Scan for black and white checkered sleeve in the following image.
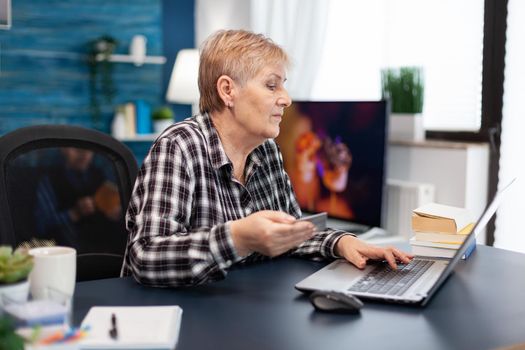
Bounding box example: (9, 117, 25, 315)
(125, 138, 240, 287)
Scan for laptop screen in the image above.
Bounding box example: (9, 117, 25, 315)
(422, 179, 514, 305)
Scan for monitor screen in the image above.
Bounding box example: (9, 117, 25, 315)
(275, 101, 388, 227)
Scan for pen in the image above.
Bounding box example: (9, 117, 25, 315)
(38, 326, 90, 345)
(39, 330, 65, 345)
(109, 313, 118, 340)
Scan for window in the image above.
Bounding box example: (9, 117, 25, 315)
(494, 0, 525, 253)
(311, 0, 485, 131)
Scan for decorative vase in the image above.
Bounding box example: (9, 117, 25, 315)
(153, 119, 174, 134)
(111, 109, 127, 139)
(388, 113, 425, 142)
(0, 279, 30, 308)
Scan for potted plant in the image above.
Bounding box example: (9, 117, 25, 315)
(86, 35, 118, 131)
(381, 66, 425, 141)
(152, 106, 175, 134)
(0, 246, 33, 307)
(0, 316, 24, 350)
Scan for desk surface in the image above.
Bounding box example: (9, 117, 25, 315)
(73, 245, 525, 350)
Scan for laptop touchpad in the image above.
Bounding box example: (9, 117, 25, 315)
(296, 259, 372, 292)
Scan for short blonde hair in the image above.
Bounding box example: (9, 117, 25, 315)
(198, 29, 289, 114)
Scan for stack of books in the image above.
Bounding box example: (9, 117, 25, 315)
(111, 100, 152, 139)
(409, 202, 476, 259)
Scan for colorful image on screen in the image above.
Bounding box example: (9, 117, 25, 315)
(276, 101, 388, 227)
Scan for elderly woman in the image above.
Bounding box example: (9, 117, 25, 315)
(122, 29, 412, 287)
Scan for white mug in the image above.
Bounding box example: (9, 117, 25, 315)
(28, 246, 76, 300)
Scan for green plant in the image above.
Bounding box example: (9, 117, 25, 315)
(0, 246, 33, 285)
(152, 106, 175, 121)
(0, 317, 24, 350)
(381, 67, 424, 114)
(86, 35, 118, 128)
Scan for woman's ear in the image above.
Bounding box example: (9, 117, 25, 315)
(216, 75, 235, 108)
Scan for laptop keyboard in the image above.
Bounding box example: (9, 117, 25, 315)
(348, 259, 435, 296)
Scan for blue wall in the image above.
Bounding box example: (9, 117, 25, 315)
(162, 0, 194, 122)
(123, 0, 194, 164)
(0, 0, 196, 164)
(0, 0, 165, 134)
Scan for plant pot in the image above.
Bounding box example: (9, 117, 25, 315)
(0, 279, 30, 308)
(153, 119, 174, 134)
(388, 113, 425, 142)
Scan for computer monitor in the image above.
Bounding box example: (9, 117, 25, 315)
(275, 101, 388, 228)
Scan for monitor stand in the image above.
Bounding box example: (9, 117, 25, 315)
(325, 216, 392, 241)
(300, 211, 368, 233)
(302, 211, 391, 240)
(326, 216, 370, 234)
(329, 218, 409, 247)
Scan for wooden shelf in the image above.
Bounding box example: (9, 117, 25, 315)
(5, 50, 166, 67)
(389, 139, 489, 150)
(117, 133, 158, 142)
(96, 54, 166, 66)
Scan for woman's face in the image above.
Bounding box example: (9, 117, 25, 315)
(232, 63, 292, 142)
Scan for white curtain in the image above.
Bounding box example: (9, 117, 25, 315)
(195, 0, 252, 47)
(250, 0, 330, 100)
(195, 0, 330, 99)
(494, 0, 525, 253)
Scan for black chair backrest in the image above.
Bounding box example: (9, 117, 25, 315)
(0, 125, 138, 281)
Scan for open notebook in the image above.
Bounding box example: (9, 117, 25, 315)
(79, 306, 182, 349)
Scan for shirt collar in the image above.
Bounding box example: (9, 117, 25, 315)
(195, 113, 264, 171)
(195, 113, 230, 170)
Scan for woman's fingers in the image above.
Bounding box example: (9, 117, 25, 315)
(260, 210, 296, 224)
(392, 248, 414, 264)
(273, 221, 315, 244)
(382, 249, 398, 270)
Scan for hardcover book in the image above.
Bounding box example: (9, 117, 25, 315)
(410, 237, 477, 260)
(412, 203, 473, 234)
(413, 223, 474, 244)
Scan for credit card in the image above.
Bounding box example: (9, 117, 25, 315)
(298, 212, 327, 231)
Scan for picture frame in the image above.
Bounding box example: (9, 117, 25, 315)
(0, 0, 11, 30)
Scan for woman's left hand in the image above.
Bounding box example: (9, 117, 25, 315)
(335, 235, 414, 270)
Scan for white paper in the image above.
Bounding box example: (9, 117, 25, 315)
(79, 306, 182, 349)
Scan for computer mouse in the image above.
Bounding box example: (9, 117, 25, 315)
(309, 290, 363, 313)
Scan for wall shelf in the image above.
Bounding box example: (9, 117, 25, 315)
(117, 133, 158, 142)
(4, 49, 166, 66)
(96, 54, 166, 66)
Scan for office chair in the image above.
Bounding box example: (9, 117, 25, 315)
(0, 125, 138, 281)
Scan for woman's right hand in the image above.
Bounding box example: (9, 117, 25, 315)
(230, 210, 315, 257)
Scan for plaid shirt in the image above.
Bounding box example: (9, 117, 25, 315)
(121, 113, 351, 287)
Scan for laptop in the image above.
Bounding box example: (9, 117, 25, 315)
(296, 180, 514, 306)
